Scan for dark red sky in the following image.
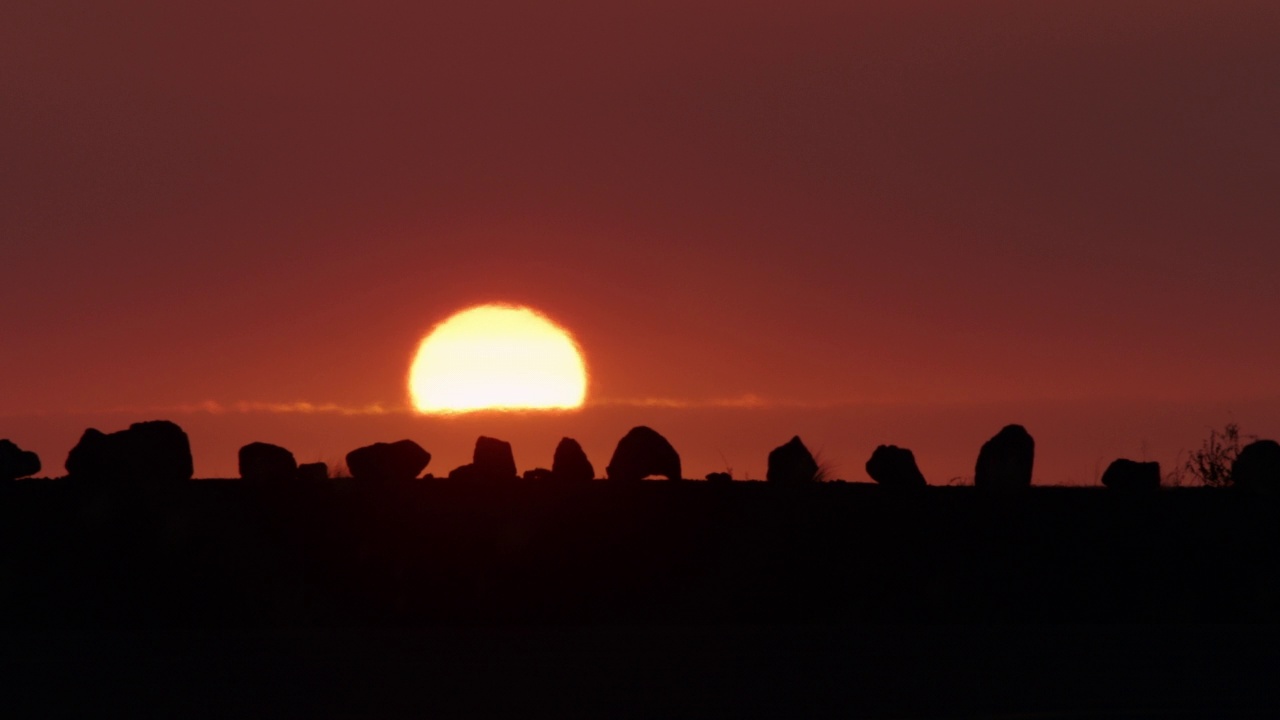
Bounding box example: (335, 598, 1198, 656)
(3, 1, 1278, 481)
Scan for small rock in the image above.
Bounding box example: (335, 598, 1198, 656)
(1101, 459, 1161, 492)
(705, 471, 733, 483)
(296, 462, 329, 482)
(523, 468, 554, 482)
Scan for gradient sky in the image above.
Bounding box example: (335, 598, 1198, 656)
(3, 1, 1278, 482)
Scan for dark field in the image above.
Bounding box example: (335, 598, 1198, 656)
(3, 480, 1278, 717)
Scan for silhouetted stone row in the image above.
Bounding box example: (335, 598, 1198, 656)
(767, 436, 818, 484)
(1102, 459, 1161, 492)
(607, 426, 681, 481)
(449, 436, 518, 481)
(346, 440, 430, 481)
(65, 420, 193, 486)
(0, 439, 40, 481)
(974, 424, 1035, 491)
(1232, 440, 1280, 495)
(865, 445, 927, 488)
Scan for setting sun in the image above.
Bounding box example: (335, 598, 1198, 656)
(408, 304, 587, 414)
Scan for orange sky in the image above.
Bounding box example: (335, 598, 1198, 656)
(2, 1, 1278, 482)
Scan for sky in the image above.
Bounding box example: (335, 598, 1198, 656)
(2, 1, 1278, 482)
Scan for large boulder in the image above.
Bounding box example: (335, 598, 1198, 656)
(1101, 459, 1161, 492)
(1231, 440, 1280, 494)
(238, 442, 297, 482)
(65, 420, 194, 485)
(449, 436, 519, 482)
(606, 426, 682, 481)
(0, 440, 41, 481)
(474, 436, 517, 479)
(865, 445, 927, 488)
(767, 436, 819, 484)
(345, 440, 430, 482)
(552, 437, 594, 482)
(974, 424, 1035, 491)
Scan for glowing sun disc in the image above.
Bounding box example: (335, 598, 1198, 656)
(409, 304, 587, 413)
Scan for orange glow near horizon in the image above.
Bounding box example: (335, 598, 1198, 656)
(408, 305, 588, 414)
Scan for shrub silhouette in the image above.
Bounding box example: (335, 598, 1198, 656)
(1185, 423, 1245, 488)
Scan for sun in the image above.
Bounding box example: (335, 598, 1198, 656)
(408, 304, 588, 414)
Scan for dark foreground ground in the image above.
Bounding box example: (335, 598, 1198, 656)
(2, 480, 1278, 717)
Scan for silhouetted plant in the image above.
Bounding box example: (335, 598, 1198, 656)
(812, 450, 836, 483)
(1184, 423, 1246, 487)
(1163, 452, 1189, 487)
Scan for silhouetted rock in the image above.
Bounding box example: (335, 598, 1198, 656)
(0, 440, 40, 481)
(448, 465, 471, 481)
(65, 420, 194, 485)
(296, 462, 329, 482)
(449, 436, 519, 482)
(865, 445, 927, 488)
(474, 436, 517, 480)
(974, 424, 1035, 491)
(552, 437, 594, 482)
(238, 442, 297, 482)
(523, 468, 554, 482)
(345, 440, 430, 482)
(1231, 440, 1280, 494)
(606, 426, 682, 481)
(705, 471, 732, 483)
(767, 436, 819, 484)
(1101, 459, 1161, 492)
